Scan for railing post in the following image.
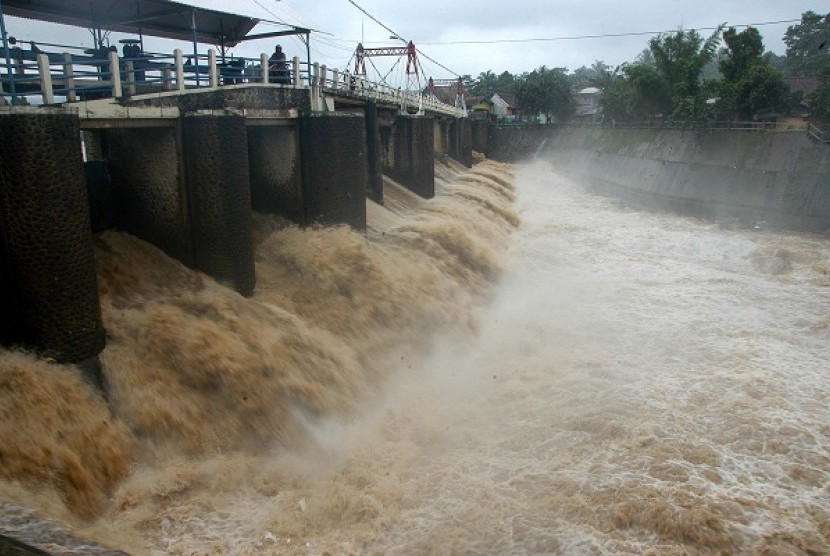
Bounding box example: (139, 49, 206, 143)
(125, 60, 136, 96)
(320, 64, 327, 89)
(208, 48, 219, 87)
(62, 52, 76, 103)
(332, 69, 340, 90)
(108, 50, 122, 98)
(260, 53, 269, 83)
(37, 53, 54, 104)
(162, 66, 173, 90)
(292, 56, 300, 87)
(174, 49, 185, 91)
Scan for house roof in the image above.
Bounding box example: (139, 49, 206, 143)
(0, 0, 268, 47)
(492, 92, 516, 107)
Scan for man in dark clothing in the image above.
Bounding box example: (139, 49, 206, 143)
(268, 44, 289, 84)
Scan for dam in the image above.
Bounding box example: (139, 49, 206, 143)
(2, 1, 830, 553)
(2, 121, 830, 553)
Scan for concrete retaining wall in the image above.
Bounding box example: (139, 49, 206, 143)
(491, 125, 830, 231)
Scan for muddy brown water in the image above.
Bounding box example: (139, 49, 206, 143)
(1, 159, 829, 554)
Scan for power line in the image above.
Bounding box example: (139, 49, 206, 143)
(417, 19, 803, 46)
(343, 0, 405, 46)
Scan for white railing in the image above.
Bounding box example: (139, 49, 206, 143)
(308, 62, 466, 118)
(0, 46, 466, 117)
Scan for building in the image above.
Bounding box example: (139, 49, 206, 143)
(491, 93, 516, 121)
(575, 87, 601, 122)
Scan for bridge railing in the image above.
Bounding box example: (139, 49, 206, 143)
(0, 48, 311, 104)
(0, 46, 465, 117)
(311, 62, 465, 117)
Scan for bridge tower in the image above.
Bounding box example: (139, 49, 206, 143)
(428, 76, 467, 113)
(354, 41, 422, 113)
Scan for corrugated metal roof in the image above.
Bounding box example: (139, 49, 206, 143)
(1, 0, 262, 47)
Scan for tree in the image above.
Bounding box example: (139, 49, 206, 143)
(717, 26, 792, 120)
(471, 70, 498, 96)
(570, 61, 612, 90)
(720, 27, 763, 82)
(784, 11, 830, 77)
(570, 65, 595, 90)
(734, 64, 791, 119)
(649, 26, 723, 102)
(624, 63, 672, 118)
(809, 60, 830, 120)
(515, 66, 575, 123)
(495, 71, 516, 94)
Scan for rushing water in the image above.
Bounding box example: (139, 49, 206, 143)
(2, 158, 830, 554)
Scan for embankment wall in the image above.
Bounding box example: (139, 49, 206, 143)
(489, 126, 830, 231)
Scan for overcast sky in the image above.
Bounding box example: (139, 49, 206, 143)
(3, 0, 826, 82)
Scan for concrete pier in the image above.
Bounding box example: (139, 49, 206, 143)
(0, 112, 105, 364)
(386, 115, 435, 198)
(449, 117, 473, 167)
(182, 112, 256, 296)
(300, 113, 368, 229)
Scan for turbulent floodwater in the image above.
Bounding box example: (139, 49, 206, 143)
(3, 157, 830, 554)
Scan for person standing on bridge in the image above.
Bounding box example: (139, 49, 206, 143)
(268, 44, 289, 84)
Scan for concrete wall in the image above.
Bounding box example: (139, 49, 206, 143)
(247, 124, 303, 220)
(488, 124, 551, 162)
(0, 113, 105, 364)
(125, 86, 311, 113)
(449, 117, 473, 167)
(471, 119, 489, 155)
(490, 125, 830, 231)
(384, 115, 435, 198)
(106, 126, 192, 265)
(300, 113, 368, 229)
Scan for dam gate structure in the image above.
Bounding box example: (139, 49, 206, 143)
(0, 48, 472, 376)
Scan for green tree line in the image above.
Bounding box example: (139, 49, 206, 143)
(463, 10, 830, 123)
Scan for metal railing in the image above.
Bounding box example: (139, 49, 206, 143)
(497, 119, 829, 139)
(0, 46, 465, 117)
(808, 122, 830, 143)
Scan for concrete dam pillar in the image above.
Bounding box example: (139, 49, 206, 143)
(182, 113, 256, 296)
(471, 119, 489, 156)
(0, 112, 106, 365)
(106, 113, 256, 296)
(300, 113, 368, 230)
(364, 101, 383, 204)
(449, 117, 473, 168)
(434, 119, 448, 158)
(387, 115, 435, 199)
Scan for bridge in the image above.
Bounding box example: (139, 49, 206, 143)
(0, 0, 488, 387)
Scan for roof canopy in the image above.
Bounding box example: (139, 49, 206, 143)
(0, 0, 281, 47)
